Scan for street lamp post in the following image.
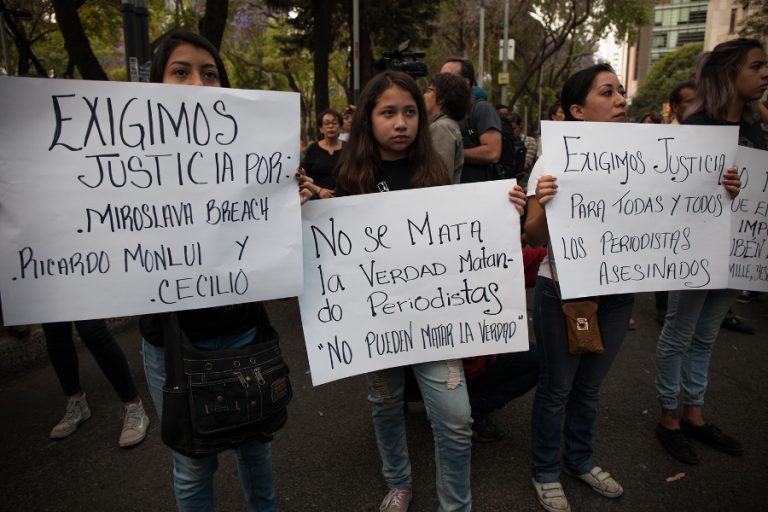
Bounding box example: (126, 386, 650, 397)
(500, 0, 510, 105)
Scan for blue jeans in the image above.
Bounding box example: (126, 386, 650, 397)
(655, 289, 738, 410)
(530, 277, 634, 483)
(143, 340, 275, 512)
(367, 360, 472, 512)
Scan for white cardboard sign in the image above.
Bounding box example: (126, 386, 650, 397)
(0, 77, 303, 325)
(540, 121, 739, 299)
(298, 181, 529, 386)
(729, 146, 768, 291)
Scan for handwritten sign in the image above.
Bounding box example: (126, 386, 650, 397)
(540, 121, 739, 299)
(0, 77, 303, 325)
(729, 146, 768, 291)
(298, 181, 529, 386)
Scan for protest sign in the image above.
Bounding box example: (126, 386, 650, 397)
(298, 181, 529, 386)
(729, 146, 768, 292)
(0, 77, 302, 325)
(539, 121, 739, 299)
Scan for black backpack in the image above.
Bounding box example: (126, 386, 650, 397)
(494, 116, 527, 179)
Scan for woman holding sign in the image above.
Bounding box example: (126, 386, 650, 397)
(654, 38, 764, 465)
(332, 70, 526, 512)
(524, 64, 635, 512)
(140, 32, 283, 512)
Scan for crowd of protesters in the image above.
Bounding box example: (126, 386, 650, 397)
(1, 30, 765, 512)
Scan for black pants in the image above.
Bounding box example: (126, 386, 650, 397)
(43, 320, 137, 402)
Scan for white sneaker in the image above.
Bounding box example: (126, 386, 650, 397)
(565, 466, 623, 498)
(119, 400, 149, 448)
(51, 393, 91, 439)
(532, 479, 571, 512)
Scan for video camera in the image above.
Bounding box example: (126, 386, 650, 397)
(375, 40, 428, 78)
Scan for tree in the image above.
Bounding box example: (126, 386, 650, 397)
(427, 0, 652, 128)
(628, 43, 702, 119)
(198, 0, 228, 49)
(50, 0, 107, 79)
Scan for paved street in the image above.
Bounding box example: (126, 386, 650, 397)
(0, 293, 765, 511)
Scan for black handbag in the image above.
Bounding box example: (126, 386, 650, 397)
(160, 306, 292, 458)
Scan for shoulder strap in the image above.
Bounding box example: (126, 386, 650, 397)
(161, 313, 187, 391)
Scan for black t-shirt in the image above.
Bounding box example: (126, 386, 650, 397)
(335, 158, 415, 196)
(459, 100, 502, 183)
(684, 110, 767, 150)
(140, 302, 262, 346)
(375, 158, 416, 192)
(301, 142, 342, 190)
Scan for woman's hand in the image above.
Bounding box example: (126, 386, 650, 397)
(535, 175, 558, 205)
(317, 188, 335, 199)
(507, 185, 526, 216)
(296, 167, 316, 205)
(721, 167, 741, 199)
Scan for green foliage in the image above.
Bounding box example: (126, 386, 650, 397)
(629, 43, 702, 119)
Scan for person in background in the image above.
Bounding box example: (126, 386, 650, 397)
(441, 57, 502, 183)
(537, 102, 565, 158)
(548, 102, 565, 122)
(668, 82, 697, 124)
(654, 37, 763, 466)
(639, 111, 662, 124)
(424, 72, 472, 184)
(339, 104, 355, 142)
(44, 319, 149, 447)
(300, 108, 343, 199)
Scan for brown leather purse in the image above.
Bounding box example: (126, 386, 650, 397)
(548, 257, 604, 354)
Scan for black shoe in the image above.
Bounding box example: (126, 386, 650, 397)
(680, 419, 743, 456)
(721, 315, 755, 335)
(656, 424, 699, 464)
(472, 414, 505, 443)
(735, 291, 759, 304)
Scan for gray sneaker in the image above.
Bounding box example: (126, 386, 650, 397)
(51, 393, 91, 439)
(379, 486, 412, 511)
(119, 400, 149, 448)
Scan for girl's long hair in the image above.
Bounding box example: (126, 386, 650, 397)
(149, 31, 231, 88)
(335, 71, 449, 194)
(688, 38, 764, 122)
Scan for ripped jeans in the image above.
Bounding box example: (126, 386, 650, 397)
(367, 360, 472, 512)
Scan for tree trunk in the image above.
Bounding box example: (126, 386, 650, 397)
(198, 0, 228, 50)
(312, 0, 331, 118)
(50, 0, 107, 80)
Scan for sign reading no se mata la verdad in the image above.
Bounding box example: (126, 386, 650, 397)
(298, 181, 530, 386)
(539, 120, 740, 299)
(729, 146, 768, 292)
(0, 76, 303, 325)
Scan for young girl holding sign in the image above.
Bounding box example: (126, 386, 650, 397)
(654, 38, 762, 465)
(333, 70, 525, 511)
(141, 31, 282, 512)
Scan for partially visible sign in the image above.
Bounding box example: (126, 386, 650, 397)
(729, 146, 768, 292)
